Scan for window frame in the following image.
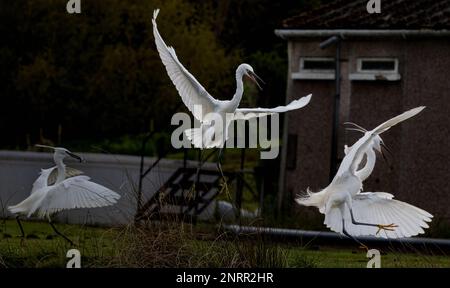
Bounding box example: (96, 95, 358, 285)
(292, 57, 336, 80)
(357, 58, 399, 74)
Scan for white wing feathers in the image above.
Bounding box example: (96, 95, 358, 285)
(373, 106, 425, 134)
(31, 168, 55, 194)
(325, 192, 433, 238)
(36, 176, 120, 218)
(234, 94, 312, 120)
(335, 106, 425, 180)
(31, 167, 85, 194)
(152, 9, 217, 121)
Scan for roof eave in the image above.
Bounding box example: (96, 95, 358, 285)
(275, 29, 450, 39)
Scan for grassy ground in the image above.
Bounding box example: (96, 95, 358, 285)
(0, 220, 449, 268)
(0, 220, 119, 267)
(286, 247, 450, 268)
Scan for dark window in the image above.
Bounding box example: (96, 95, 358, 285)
(361, 60, 396, 71)
(303, 59, 335, 70)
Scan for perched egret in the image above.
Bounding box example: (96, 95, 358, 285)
(152, 9, 311, 149)
(296, 107, 432, 248)
(8, 145, 121, 245)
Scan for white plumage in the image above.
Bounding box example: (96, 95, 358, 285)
(8, 147, 120, 220)
(152, 9, 311, 148)
(296, 107, 432, 240)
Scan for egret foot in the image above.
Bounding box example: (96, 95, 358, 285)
(376, 223, 398, 235)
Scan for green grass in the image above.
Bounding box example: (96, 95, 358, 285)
(1, 219, 449, 268)
(286, 246, 450, 268)
(0, 219, 120, 268)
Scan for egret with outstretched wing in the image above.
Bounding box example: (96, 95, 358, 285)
(8, 145, 120, 245)
(152, 9, 311, 149)
(296, 107, 432, 249)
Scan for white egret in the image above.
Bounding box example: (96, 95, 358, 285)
(343, 126, 387, 183)
(296, 107, 432, 248)
(152, 9, 311, 149)
(8, 145, 121, 245)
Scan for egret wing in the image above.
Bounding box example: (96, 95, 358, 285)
(31, 168, 55, 194)
(152, 9, 218, 121)
(325, 192, 432, 238)
(372, 106, 425, 134)
(334, 107, 425, 181)
(37, 176, 120, 217)
(47, 167, 84, 186)
(234, 94, 311, 120)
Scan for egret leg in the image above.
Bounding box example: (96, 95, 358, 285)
(49, 220, 74, 246)
(216, 147, 230, 196)
(217, 148, 225, 179)
(15, 216, 25, 238)
(342, 219, 368, 251)
(350, 208, 397, 234)
(194, 149, 204, 183)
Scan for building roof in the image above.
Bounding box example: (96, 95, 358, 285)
(282, 0, 450, 30)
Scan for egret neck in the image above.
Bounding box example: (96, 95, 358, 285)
(54, 154, 66, 184)
(230, 68, 245, 110)
(356, 148, 376, 181)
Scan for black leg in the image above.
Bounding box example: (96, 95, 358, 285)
(15, 216, 25, 238)
(195, 149, 203, 183)
(349, 208, 397, 234)
(217, 148, 225, 179)
(342, 219, 368, 251)
(49, 221, 74, 246)
(350, 209, 378, 227)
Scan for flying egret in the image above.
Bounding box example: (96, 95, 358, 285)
(295, 107, 433, 249)
(152, 9, 311, 150)
(8, 145, 121, 245)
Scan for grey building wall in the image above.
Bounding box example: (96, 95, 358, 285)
(283, 37, 450, 222)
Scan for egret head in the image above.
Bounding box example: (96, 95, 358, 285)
(343, 123, 392, 160)
(35, 144, 84, 163)
(238, 63, 265, 90)
(372, 135, 392, 162)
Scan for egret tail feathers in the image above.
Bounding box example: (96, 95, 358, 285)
(295, 188, 328, 214)
(185, 126, 223, 149)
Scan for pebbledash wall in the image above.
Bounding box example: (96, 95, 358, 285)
(0, 150, 192, 226)
(276, 35, 450, 223)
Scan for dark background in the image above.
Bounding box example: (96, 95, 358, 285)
(0, 0, 330, 154)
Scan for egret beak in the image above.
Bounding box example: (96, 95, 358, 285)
(247, 71, 265, 91)
(378, 142, 393, 165)
(66, 151, 83, 163)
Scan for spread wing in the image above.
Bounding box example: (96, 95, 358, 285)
(152, 9, 218, 122)
(36, 176, 120, 217)
(325, 192, 433, 238)
(234, 94, 311, 120)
